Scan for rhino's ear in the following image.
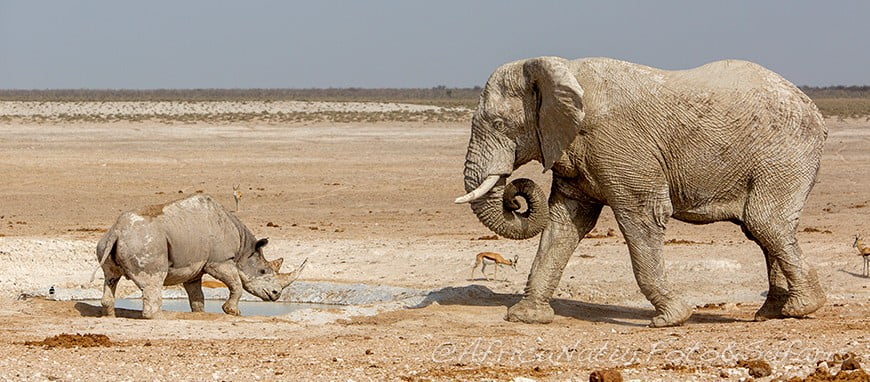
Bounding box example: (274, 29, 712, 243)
(268, 257, 284, 272)
(255, 238, 269, 252)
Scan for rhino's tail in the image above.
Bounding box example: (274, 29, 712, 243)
(90, 231, 117, 283)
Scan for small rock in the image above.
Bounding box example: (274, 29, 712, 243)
(816, 361, 829, 374)
(842, 357, 862, 371)
(589, 369, 623, 382)
(737, 359, 772, 378)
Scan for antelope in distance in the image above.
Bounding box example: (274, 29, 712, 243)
(232, 184, 242, 212)
(853, 235, 870, 277)
(471, 252, 519, 281)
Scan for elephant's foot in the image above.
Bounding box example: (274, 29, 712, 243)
(754, 287, 788, 321)
(781, 286, 825, 318)
(222, 302, 241, 316)
(505, 299, 554, 324)
(649, 298, 692, 328)
(189, 302, 205, 313)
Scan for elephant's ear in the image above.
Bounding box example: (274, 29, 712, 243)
(523, 57, 585, 171)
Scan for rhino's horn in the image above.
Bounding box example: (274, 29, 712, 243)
(278, 258, 308, 289)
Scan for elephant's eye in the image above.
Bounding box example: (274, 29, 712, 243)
(260, 269, 266, 275)
(492, 119, 506, 131)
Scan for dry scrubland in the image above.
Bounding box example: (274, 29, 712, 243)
(0, 89, 868, 381)
(1, 86, 869, 123)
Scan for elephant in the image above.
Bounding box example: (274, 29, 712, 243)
(455, 56, 827, 327)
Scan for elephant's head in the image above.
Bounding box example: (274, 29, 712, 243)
(455, 57, 585, 240)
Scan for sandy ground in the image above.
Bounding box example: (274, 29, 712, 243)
(0, 106, 868, 381)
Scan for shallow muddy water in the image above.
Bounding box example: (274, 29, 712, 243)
(78, 298, 335, 316)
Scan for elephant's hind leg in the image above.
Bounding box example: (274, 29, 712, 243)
(506, 193, 601, 324)
(740, 224, 789, 320)
(614, 204, 692, 328)
(743, 184, 825, 319)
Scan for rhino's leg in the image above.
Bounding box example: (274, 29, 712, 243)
(205, 261, 242, 316)
(99, 249, 124, 317)
(101, 276, 120, 317)
(183, 278, 205, 313)
(129, 272, 167, 319)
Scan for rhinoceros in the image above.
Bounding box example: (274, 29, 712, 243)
(94, 194, 306, 318)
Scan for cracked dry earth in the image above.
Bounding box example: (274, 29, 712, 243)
(0, 114, 868, 381)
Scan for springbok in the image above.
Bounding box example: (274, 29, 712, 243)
(232, 184, 242, 212)
(471, 252, 518, 281)
(853, 235, 870, 277)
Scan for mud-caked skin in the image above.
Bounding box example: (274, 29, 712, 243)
(96, 195, 298, 319)
(457, 56, 827, 327)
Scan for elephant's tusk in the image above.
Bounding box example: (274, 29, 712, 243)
(454, 175, 501, 204)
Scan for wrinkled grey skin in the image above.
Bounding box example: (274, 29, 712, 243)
(458, 56, 827, 327)
(96, 194, 297, 318)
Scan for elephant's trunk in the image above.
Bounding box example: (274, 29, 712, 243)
(459, 122, 548, 240)
(465, 176, 549, 240)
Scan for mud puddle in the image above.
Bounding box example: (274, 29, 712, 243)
(78, 298, 333, 316)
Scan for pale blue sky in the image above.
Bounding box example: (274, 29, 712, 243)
(0, 1, 867, 89)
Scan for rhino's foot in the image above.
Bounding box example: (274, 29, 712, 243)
(505, 299, 554, 324)
(222, 303, 240, 316)
(650, 298, 692, 328)
(101, 307, 116, 318)
(141, 310, 163, 320)
(754, 287, 788, 321)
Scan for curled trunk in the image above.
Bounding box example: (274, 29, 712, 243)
(469, 178, 548, 240)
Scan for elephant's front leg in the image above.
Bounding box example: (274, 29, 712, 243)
(614, 206, 692, 327)
(506, 193, 601, 324)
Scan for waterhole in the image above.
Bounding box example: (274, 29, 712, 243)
(40, 281, 431, 320)
(78, 298, 333, 316)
